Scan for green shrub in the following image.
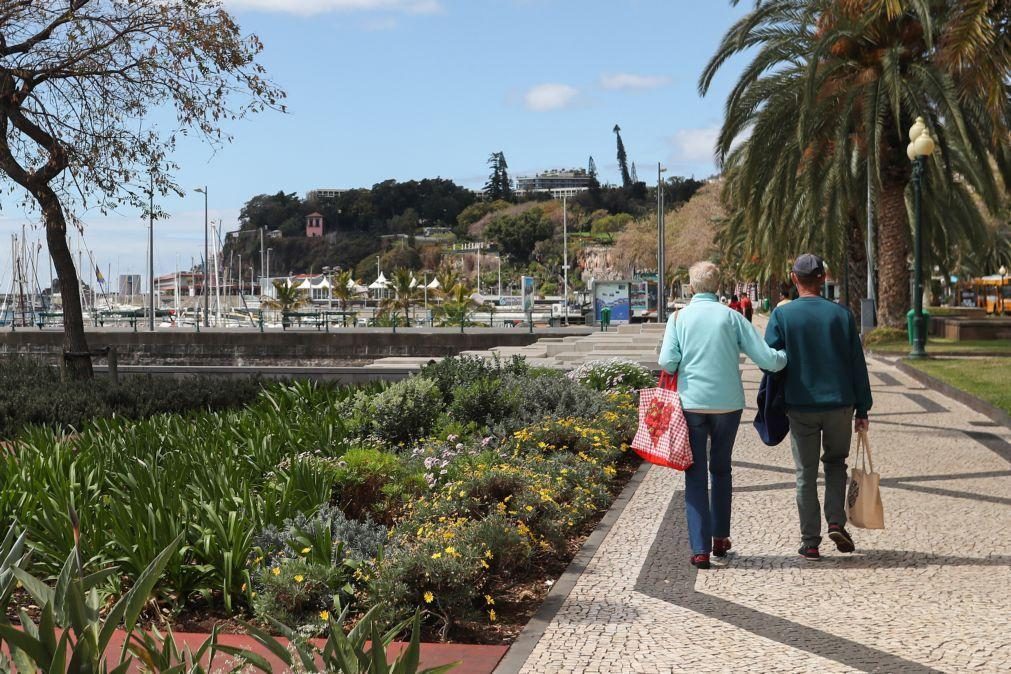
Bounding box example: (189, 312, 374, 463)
(567, 358, 655, 392)
(448, 376, 520, 426)
(863, 326, 908, 345)
(330, 447, 426, 524)
(369, 377, 445, 445)
(420, 355, 529, 402)
(251, 555, 357, 629)
(499, 371, 612, 431)
(0, 357, 263, 439)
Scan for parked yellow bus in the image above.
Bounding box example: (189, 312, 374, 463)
(972, 275, 1010, 315)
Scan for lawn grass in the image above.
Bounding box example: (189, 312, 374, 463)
(869, 337, 1011, 355)
(906, 358, 1011, 415)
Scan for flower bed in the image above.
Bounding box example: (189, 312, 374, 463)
(0, 356, 639, 652)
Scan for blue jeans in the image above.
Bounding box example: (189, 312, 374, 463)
(683, 410, 743, 555)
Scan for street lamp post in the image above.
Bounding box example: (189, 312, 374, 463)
(906, 117, 935, 359)
(562, 194, 569, 326)
(194, 186, 209, 327)
(148, 174, 155, 331)
(1000, 264, 1008, 315)
(657, 163, 667, 322)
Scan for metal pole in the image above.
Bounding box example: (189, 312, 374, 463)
(203, 186, 209, 327)
(562, 195, 568, 326)
(657, 163, 667, 322)
(149, 174, 155, 331)
(910, 157, 927, 358)
(477, 243, 481, 295)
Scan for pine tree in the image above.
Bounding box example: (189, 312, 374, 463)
(498, 152, 513, 201)
(613, 124, 632, 188)
(484, 152, 502, 200)
(588, 156, 598, 181)
(484, 151, 513, 201)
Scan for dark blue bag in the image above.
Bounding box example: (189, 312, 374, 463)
(754, 370, 789, 446)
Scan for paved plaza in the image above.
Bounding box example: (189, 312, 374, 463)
(495, 326, 1010, 673)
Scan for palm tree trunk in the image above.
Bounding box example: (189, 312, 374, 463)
(846, 211, 867, 319)
(40, 186, 94, 379)
(876, 173, 911, 328)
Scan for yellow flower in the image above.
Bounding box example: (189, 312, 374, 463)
(301, 547, 311, 554)
(431, 552, 442, 559)
(480, 560, 490, 569)
(424, 591, 434, 604)
(241, 583, 247, 592)
(485, 595, 495, 605)
(488, 609, 497, 622)
(484, 550, 494, 559)
(445, 546, 458, 556)
(319, 610, 330, 621)
(525, 505, 534, 512)
(251, 592, 257, 598)
(294, 575, 304, 583)
(271, 566, 280, 576)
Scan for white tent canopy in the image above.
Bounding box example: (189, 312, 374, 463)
(426, 277, 441, 290)
(369, 272, 389, 290)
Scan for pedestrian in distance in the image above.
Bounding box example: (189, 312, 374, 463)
(659, 261, 787, 570)
(729, 294, 743, 314)
(764, 254, 873, 561)
(776, 287, 793, 308)
(740, 294, 753, 322)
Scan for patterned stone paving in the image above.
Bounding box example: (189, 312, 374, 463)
(504, 357, 1011, 673)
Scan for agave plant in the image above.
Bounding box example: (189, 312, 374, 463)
(0, 518, 186, 673)
(233, 603, 457, 674)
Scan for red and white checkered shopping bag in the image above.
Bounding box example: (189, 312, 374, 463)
(631, 374, 692, 470)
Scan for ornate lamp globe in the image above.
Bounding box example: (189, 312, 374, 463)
(913, 129, 935, 157)
(909, 116, 926, 143)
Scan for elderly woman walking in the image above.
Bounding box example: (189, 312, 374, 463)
(659, 262, 787, 569)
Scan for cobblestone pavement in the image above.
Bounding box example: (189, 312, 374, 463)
(509, 354, 1011, 673)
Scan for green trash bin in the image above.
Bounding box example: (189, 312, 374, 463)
(906, 308, 930, 345)
(762, 298, 770, 312)
(600, 306, 611, 331)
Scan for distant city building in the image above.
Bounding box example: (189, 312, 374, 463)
(306, 212, 324, 238)
(119, 274, 141, 297)
(515, 168, 592, 198)
(306, 188, 350, 201)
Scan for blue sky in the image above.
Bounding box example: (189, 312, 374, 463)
(1, 0, 751, 283)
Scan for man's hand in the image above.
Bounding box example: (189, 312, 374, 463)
(854, 417, 870, 432)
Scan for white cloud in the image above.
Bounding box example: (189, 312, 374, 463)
(523, 83, 579, 112)
(599, 73, 671, 91)
(670, 127, 720, 164)
(224, 0, 443, 16)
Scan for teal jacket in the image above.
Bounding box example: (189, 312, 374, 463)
(764, 296, 873, 418)
(658, 293, 787, 411)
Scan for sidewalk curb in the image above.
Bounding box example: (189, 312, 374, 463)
(891, 359, 1011, 429)
(493, 460, 651, 674)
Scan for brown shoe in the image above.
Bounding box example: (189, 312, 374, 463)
(712, 537, 732, 558)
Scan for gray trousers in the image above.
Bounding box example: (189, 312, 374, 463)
(787, 407, 854, 547)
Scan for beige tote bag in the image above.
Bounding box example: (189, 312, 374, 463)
(846, 430, 884, 529)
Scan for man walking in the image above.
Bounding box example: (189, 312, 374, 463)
(765, 254, 873, 560)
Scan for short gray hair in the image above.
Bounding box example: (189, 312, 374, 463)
(689, 261, 720, 294)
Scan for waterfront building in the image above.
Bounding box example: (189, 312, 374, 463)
(306, 212, 324, 238)
(306, 188, 350, 202)
(515, 168, 592, 198)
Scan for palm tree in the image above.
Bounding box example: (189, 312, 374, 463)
(260, 280, 309, 327)
(437, 282, 480, 333)
(380, 268, 419, 327)
(701, 1, 1011, 326)
(331, 270, 356, 326)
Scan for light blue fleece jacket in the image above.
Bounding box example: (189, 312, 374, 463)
(658, 293, 787, 411)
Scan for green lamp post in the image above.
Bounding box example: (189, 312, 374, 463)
(906, 117, 935, 359)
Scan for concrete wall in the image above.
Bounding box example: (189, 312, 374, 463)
(0, 327, 586, 366)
